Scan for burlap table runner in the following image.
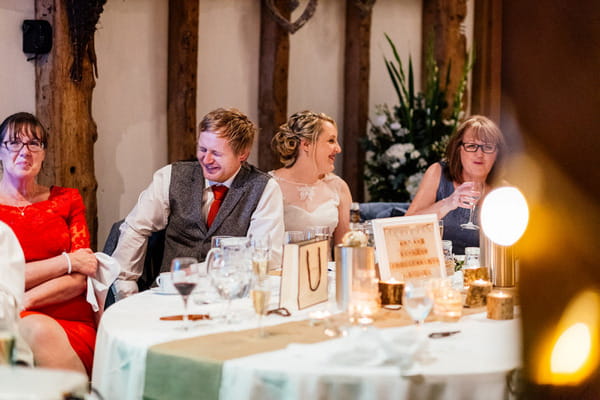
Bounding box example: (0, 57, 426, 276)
(143, 307, 485, 400)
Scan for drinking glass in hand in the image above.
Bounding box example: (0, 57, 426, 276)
(251, 277, 271, 337)
(170, 257, 199, 330)
(460, 182, 483, 230)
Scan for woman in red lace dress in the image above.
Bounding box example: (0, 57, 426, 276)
(0, 112, 98, 377)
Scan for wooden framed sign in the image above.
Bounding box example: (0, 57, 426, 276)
(372, 214, 445, 281)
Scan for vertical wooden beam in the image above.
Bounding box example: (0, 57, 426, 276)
(471, 0, 502, 121)
(167, 0, 199, 163)
(422, 0, 468, 117)
(343, 0, 375, 202)
(258, 0, 290, 172)
(35, 0, 100, 248)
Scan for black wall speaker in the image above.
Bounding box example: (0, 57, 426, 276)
(22, 20, 53, 54)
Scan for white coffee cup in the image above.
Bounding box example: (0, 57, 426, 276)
(155, 272, 176, 293)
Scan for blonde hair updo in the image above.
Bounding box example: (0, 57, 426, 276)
(271, 110, 336, 167)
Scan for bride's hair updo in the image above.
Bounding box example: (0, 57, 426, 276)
(271, 110, 336, 167)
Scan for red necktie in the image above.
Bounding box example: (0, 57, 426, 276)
(207, 185, 228, 228)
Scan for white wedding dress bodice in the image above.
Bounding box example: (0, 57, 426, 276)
(270, 171, 342, 235)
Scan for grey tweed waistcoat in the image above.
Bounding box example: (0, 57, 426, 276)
(161, 161, 270, 270)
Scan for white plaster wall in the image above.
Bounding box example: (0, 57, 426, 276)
(94, 0, 169, 245)
(370, 0, 423, 118)
(289, 0, 346, 127)
(196, 0, 261, 164)
(0, 2, 35, 115)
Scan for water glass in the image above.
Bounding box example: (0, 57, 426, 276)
(211, 235, 233, 249)
(307, 225, 330, 241)
(284, 231, 305, 244)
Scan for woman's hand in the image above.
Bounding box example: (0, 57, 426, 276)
(68, 248, 98, 276)
(449, 182, 480, 210)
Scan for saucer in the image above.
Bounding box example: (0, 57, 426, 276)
(150, 287, 179, 295)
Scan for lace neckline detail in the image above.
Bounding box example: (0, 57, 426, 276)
(273, 174, 324, 202)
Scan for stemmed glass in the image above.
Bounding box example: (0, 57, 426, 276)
(251, 274, 271, 337)
(170, 257, 199, 330)
(460, 181, 483, 230)
(251, 235, 271, 277)
(207, 238, 252, 324)
(402, 278, 434, 329)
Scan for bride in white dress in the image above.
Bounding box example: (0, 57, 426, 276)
(270, 111, 352, 245)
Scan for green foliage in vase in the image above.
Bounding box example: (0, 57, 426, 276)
(363, 34, 473, 202)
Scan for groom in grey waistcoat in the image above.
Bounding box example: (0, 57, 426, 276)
(111, 108, 285, 300)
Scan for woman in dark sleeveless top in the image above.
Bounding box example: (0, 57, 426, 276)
(405, 115, 507, 254)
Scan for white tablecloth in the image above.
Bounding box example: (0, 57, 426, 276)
(92, 278, 521, 400)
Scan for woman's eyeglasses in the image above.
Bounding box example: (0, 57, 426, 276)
(461, 142, 497, 154)
(2, 140, 45, 153)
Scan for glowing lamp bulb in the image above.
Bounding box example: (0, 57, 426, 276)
(481, 187, 529, 246)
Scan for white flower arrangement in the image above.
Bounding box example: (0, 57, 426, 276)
(362, 35, 472, 202)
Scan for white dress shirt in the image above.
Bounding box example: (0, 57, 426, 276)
(112, 164, 284, 299)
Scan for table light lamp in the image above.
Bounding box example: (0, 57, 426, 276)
(480, 186, 529, 287)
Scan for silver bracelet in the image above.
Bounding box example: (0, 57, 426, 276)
(62, 252, 72, 274)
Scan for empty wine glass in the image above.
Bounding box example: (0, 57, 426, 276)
(251, 274, 271, 337)
(170, 257, 199, 330)
(402, 278, 434, 329)
(460, 182, 483, 230)
(207, 238, 252, 324)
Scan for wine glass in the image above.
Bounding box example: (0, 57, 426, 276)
(207, 239, 252, 324)
(460, 182, 483, 230)
(170, 257, 199, 330)
(251, 275, 271, 337)
(251, 235, 271, 277)
(402, 278, 434, 329)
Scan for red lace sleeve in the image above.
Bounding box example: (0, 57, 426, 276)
(66, 189, 91, 251)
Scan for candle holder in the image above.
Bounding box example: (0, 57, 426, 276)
(433, 286, 463, 322)
(465, 279, 492, 308)
(463, 267, 490, 289)
(486, 291, 514, 320)
(378, 280, 404, 309)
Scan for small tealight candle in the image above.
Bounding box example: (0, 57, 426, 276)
(378, 278, 404, 309)
(486, 291, 514, 320)
(308, 309, 331, 326)
(465, 279, 492, 308)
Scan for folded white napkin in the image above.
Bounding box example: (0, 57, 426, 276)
(286, 326, 423, 370)
(86, 253, 120, 320)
